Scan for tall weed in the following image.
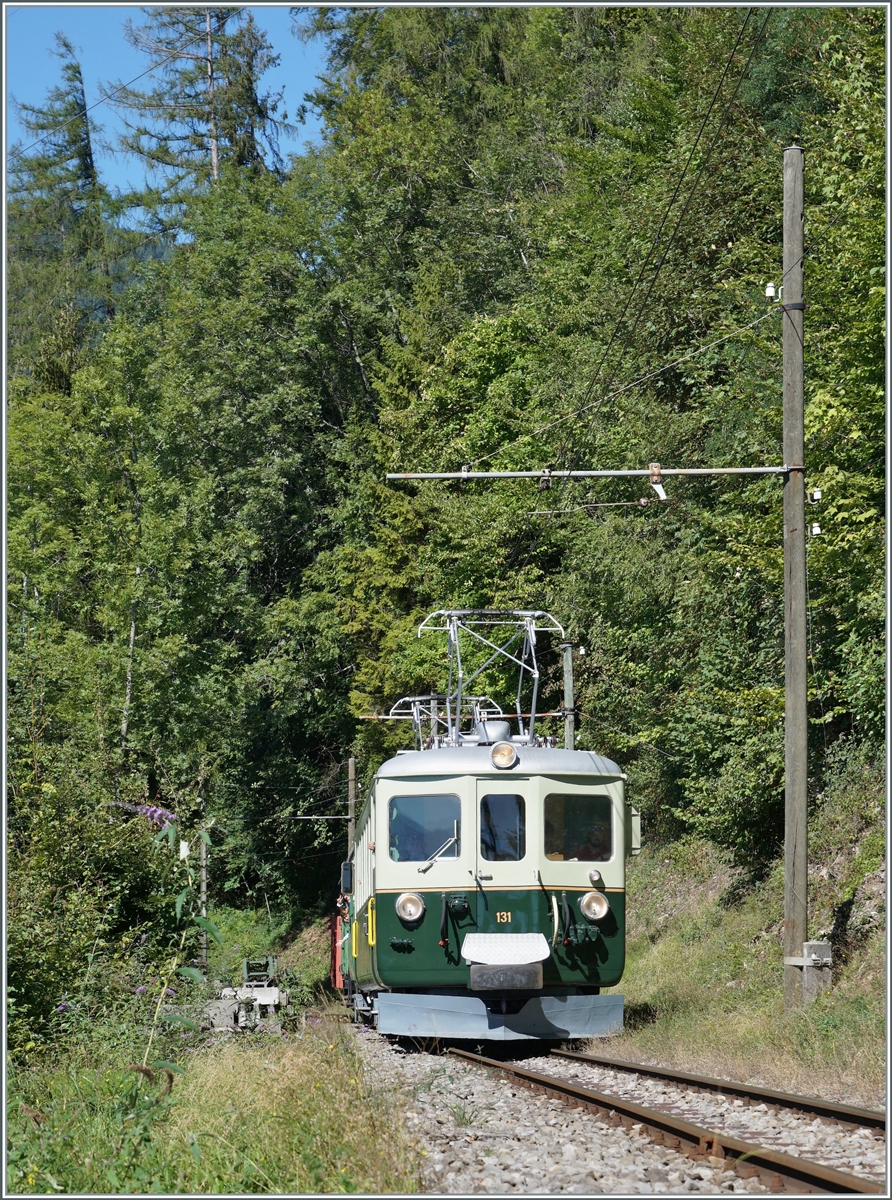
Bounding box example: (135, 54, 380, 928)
(7, 1014, 419, 1195)
(601, 750, 885, 1108)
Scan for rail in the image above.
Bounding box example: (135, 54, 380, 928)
(448, 1048, 884, 1194)
(555, 1049, 886, 1132)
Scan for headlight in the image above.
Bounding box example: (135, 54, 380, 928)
(588, 869, 602, 885)
(490, 741, 518, 769)
(395, 892, 425, 922)
(579, 890, 610, 922)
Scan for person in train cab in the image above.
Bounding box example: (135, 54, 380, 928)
(397, 829, 421, 860)
(574, 823, 609, 861)
(390, 817, 424, 861)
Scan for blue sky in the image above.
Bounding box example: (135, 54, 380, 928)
(5, 4, 330, 194)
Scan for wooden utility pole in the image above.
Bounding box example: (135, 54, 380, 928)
(561, 642, 575, 750)
(347, 756, 356, 851)
(197, 772, 209, 971)
(782, 146, 808, 1009)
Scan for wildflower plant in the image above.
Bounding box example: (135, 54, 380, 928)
(107, 800, 178, 829)
(140, 818, 222, 1069)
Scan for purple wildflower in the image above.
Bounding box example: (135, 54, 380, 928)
(140, 933, 148, 944)
(135, 986, 147, 994)
(56, 1003, 71, 1012)
(165, 988, 176, 996)
(107, 801, 177, 828)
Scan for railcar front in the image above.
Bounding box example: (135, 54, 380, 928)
(340, 742, 638, 1040)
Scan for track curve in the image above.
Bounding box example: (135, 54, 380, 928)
(448, 1048, 885, 1194)
(555, 1050, 885, 1131)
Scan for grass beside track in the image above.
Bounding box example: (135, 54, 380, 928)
(7, 1009, 420, 1195)
(597, 847, 885, 1108)
(159, 1016, 420, 1194)
(600, 929, 885, 1111)
(596, 744, 885, 1109)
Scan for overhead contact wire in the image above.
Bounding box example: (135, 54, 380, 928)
(507, 8, 774, 586)
(502, 10, 756, 562)
(563, 6, 774, 474)
(568, 8, 756, 423)
(473, 7, 755, 481)
(476, 310, 779, 468)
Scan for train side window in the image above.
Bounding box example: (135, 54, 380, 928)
(544, 794, 613, 862)
(480, 794, 526, 861)
(388, 794, 461, 862)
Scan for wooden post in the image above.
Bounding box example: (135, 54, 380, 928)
(347, 756, 356, 852)
(782, 145, 809, 1009)
(562, 642, 575, 751)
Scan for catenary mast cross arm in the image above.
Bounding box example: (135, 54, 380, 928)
(387, 466, 789, 481)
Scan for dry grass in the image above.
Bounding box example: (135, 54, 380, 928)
(160, 1011, 421, 1193)
(598, 825, 886, 1110)
(8, 1010, 421, 1194)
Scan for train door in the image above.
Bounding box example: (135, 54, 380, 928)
(474, 780, 531, 932)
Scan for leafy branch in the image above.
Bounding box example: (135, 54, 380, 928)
(141, 820, 221, 1069)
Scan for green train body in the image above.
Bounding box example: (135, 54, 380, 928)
(339, 743, 640, 1040)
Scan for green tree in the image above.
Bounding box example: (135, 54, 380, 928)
(6, 5, 884, 1032)
(104, 6, 294, 221)
(292, 3, 883, 863)
(6, 34, 133, 393)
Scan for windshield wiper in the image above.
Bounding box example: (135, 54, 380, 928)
(418, 822, 459, 873)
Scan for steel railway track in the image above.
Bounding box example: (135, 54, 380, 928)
(556, 1049, 886, 1133)
(448, 1048, 885, 1194)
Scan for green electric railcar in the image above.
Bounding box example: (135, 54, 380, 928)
(337, 611, 640, 1040)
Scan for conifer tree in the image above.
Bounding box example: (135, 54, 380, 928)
(7, 34, 119, 393)
(103, 6, 293, 215)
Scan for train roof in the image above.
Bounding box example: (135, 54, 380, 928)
(376, 745, 624, 779)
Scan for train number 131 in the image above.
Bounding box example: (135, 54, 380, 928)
(495, 911, 512, 923)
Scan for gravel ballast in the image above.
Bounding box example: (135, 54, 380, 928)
(525, 1054, 886, 1186)
(355, 1030, 770, 1194)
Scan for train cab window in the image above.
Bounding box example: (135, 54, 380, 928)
(389, 795, 461, 862)
(544, 794, 613, 862)
(480, 794, 526, 861)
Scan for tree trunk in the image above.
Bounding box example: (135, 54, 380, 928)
(120, 566, 141, 752)
(206, 8, 219, 180)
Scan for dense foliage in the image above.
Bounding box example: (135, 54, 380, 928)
(6, 6, 884, 1048)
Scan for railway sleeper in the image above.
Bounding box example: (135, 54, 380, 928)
(450, 1051, 884, 1195)
(556, 1051, 885, 1134)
